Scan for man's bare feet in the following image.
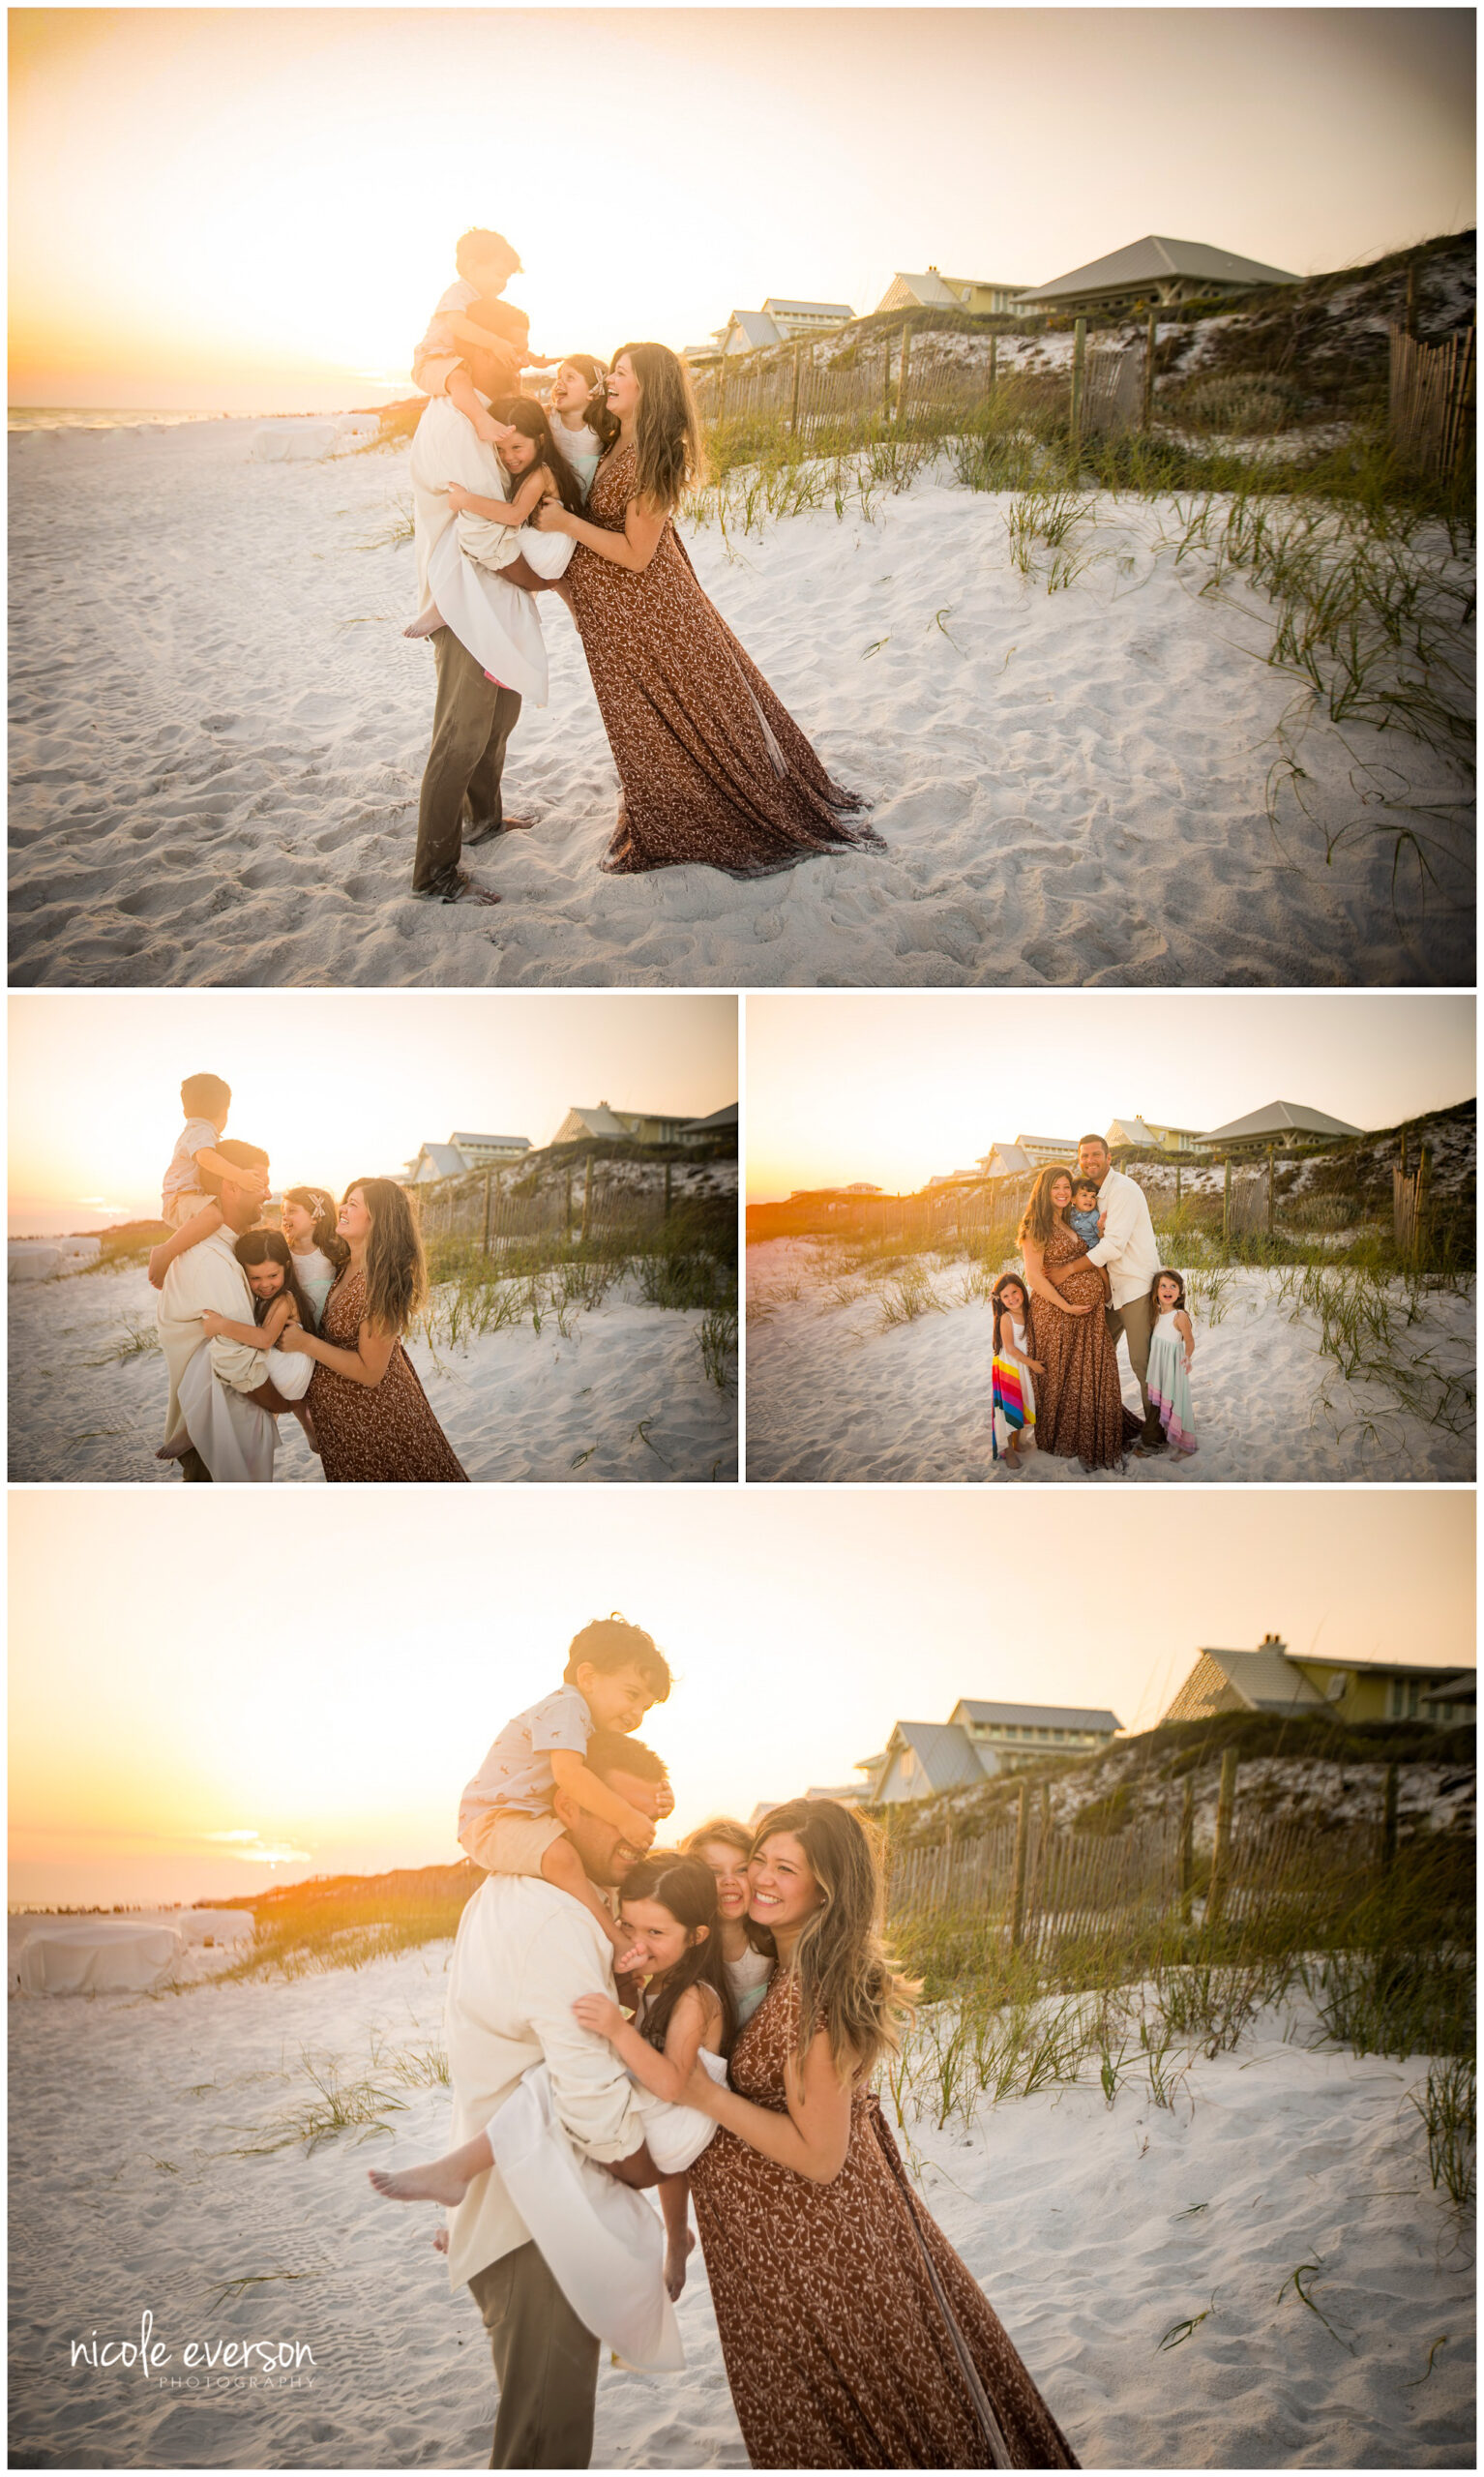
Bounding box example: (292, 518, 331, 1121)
(665, 2227, 697, 2302)
(156, 1434, 192, 1463)
(410, 867, 501, 908)
(464, 814, 535, 847)
(369, 2159, 474, 2208)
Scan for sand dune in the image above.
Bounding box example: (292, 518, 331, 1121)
(8, 1261, 737, 1484)
(745, 1240, 1475, 1482)
(9, 420, 1471, 988)
(8, 1945, 1470, 2468)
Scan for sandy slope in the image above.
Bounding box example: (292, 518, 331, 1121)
(8, 1947, 1470, 2469)
(745, 1240, 1475, 1483)
(8, 1262, 736, 1484)
(9, 421, 1471, 988)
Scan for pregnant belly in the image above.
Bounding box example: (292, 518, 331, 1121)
(1053, 1262, 1105, 1309)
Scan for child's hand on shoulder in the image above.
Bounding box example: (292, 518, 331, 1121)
(572, 1992, 625, 2040)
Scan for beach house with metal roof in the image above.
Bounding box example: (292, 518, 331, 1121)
(1106, 1117, 1211, 1155)
(1015, 236, 1297, 314)
(718, 298, 855, 354)
(552, 1101, 693, 1147)
(1201, 1100, 1365, 1152)
(978, 1132, 1081, 1179)
(876, 268, 1025, 316)
(1162, 1635, 1475, 1729)
(678, 1102, 739, 1147)
(405, 1132, 531, 1182)
(858, 1699, 1123, 1802)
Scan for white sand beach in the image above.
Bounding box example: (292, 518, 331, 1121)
(8, 1939, 1471, 2469)
(745, 1239, 1475, 1483)
(9, 420, 1471, 989)
(7, 1260, 736, 1484)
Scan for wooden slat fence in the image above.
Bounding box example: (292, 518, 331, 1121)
(415, 1164, 679, 1253)
(1388, 323, 1475, 477)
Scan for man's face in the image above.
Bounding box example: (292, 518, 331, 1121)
(555, 1765, 659, 1889)
(1079, 1143, 1111, 1187)
(218, 1171, 267, 1234)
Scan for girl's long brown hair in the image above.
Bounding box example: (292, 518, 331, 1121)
(620, 1850, 738, 2059)
(501, 396, 586, 516)
(681, 1816, 776, 1959)
(233, 1231, 315, 1332)
(560, 353, 620, 455)
(990, 1269, 1034, 1358)
(751, 1800, 918, 2085)
(610, 341, 704, 513)
(282, 1186, 349, 1270)
(1017, 1163, 1075, 1250)
(342, 1178, 428, 1337)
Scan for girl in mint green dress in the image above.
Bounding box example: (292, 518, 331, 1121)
(1145, 1269, 1198, 1453)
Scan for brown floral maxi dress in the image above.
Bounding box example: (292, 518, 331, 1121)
(567, 442, 876, 876)
(1029, 1226, 1140, 1471)
(307, 1269, 467, 1483)
(688, 1975, 1080, 2470)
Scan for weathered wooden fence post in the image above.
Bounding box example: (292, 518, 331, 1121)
(988, 333, 998, 392)
(1266, 1143, 1275, 1236)
(580, 1156, 592, 1243)
(1174, 1159, 1182, 1210)
(899, 320, 912, 423)
(1222, 1157, 1232, 1250)
(1207, 1748, 1238, 1927)
(789, 343, 802, 437)
(1380, 1761, 1399, 1878)
(1009, 1780, 1030, 1951)
(1069, 317, 1086, 460)
(882, 334, 892, 422)
(664, 1161, 673, 1223)
(1142, 305, 1157, 432)
(564, 1170, 573, 1236)
(482, 1172, 494, 1258)
(1179, 1778, 1195, 1925)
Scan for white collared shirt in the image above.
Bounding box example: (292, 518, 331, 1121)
(1084, 1165, 1162, 1308)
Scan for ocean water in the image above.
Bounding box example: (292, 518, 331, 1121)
(7, 406, 236, 433)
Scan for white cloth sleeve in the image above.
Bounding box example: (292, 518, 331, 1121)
(513, 1912, 646, 2165)
(1085, 1180, 1140, 1270)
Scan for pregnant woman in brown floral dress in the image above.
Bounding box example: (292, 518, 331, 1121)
(684, 1801, 1080, 2470)
(277, 1178, 466, 1482)
(1019, 1166, 1139, 1471)
(533, 344, 876, 877)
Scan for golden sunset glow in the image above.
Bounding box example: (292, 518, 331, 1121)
(10, 1491, 1473, 1906)
(745, 995, 1475, 1201)
(10, 10, 1473, 410)
(7, 992, 735, 1234)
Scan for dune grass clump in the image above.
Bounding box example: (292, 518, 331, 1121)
(210, 1865, 477, 1985)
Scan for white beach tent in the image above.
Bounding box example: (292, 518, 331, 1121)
(17, 1919, 182, 1995)
(175, 1909, 255, 1948)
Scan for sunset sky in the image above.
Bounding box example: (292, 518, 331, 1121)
(7, 993, 735, 1234)
(10, 1489, 1473, 1907)
(745, 994, 1475, 1200)
(10, 9, 1474, 409)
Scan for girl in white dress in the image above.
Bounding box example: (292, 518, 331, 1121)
(683, 1815, 776, 2028)
(278, 1186, 345, 1331)
(369, 1852, 732, 2365)
(547, 356, 617, 502)
(1145, 1268, 1198, 1453)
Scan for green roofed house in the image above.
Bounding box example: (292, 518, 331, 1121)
(1015, 235, 1297, 315)
(551, 1101, 692, 1146)
(876, 268, 1025, 316)
(1161, 1634, 1475, 1729)
(1201, 1100, 1364, 1152)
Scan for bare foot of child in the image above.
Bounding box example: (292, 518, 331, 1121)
(665, 2227, 697, 2302)
(403, 606, 445, 642)
(156, 1434, 192, 1463)
(369, 2159, 474, 2208)
(433, 2226, 449, 2255)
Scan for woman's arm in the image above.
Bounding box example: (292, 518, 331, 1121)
(198, 1306, 272, 1350)
(685, 2021, 853, 2186)
(276, 1317, 400, 1388)
(532, 492, 667, 574)
(1021, 1241, 1090, 1318)
(571, 1985, 712, 2105)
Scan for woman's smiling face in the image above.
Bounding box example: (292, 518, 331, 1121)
(606, 354, 640, 422)
(748, 1831, 821, 1935)
(338, 1187, 371, 1246)
(1050, 1173, 1073, 1212)
(696, 1838, 750, 1922)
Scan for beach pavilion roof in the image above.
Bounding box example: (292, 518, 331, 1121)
(1202, 1100, 1364, 1146)
(409, 1142, 467, 1179)
(680, 1102, 739, 1135)
(951, 1698, 1122, 1734)
(1016, 236, 1297, 308)
(1165, 1643, 1325, 1718)
(881, 1720, 995, 1796)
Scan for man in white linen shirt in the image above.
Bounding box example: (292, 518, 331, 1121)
(1077, 1133, 1165, 1452)
(443, 1731, 669, 2467)
(156, 1139, 295, 1482)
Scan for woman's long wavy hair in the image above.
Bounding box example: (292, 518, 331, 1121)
(282, 1186, 349, 1272)
(681, 1816, 777, 1960)
(751, 1800, 918, 2085)
(233, 1231, 316, 1332)
(560, 353, 620, 455)
(343, 1178, 428, 1337)
(610, 342, 704, 513)
(619, 1850, 738, 2059)
(990, 1269, 1034, 1359)
(1017, 1163, 1076, 1251)
(500, 395, 586, 516)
